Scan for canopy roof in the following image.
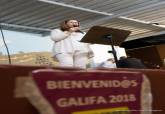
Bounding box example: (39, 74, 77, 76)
(0, 0, 165, 41)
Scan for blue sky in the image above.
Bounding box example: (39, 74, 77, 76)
(0, 30, 53, 54)
(0, 30, 126, 63)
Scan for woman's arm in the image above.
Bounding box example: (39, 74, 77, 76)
(51, 29, 70, 42)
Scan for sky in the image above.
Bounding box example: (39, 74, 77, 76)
(0, 30, 126, 63)
(0, 30, 53, 54)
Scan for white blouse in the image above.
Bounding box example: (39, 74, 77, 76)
(51, 29, 92, 56)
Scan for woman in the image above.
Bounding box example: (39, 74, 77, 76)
(51, 19, 94, 68)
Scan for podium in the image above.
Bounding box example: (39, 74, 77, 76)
(81, 26, 131, 65)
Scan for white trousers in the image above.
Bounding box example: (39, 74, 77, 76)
(55, 52, 88, 68)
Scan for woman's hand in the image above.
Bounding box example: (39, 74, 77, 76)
(88, 51, 94, 58)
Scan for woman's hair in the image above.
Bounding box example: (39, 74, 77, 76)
(60, 19, 80, 31)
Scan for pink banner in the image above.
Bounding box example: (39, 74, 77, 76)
(28, 69, 144, 114)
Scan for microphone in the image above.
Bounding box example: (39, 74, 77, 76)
(72, 25, 84, 34)
(73, 25, 79, 27)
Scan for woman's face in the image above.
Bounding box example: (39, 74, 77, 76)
(66, 20, 79, 28)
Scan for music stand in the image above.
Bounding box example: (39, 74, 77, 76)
(80, 26, 131, 66)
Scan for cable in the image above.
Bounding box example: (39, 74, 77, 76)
(0, 23, 11, 64)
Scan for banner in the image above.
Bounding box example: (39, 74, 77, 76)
(15, 69, 152, 114)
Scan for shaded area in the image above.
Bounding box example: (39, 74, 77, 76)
(121, 33, 165, 49)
